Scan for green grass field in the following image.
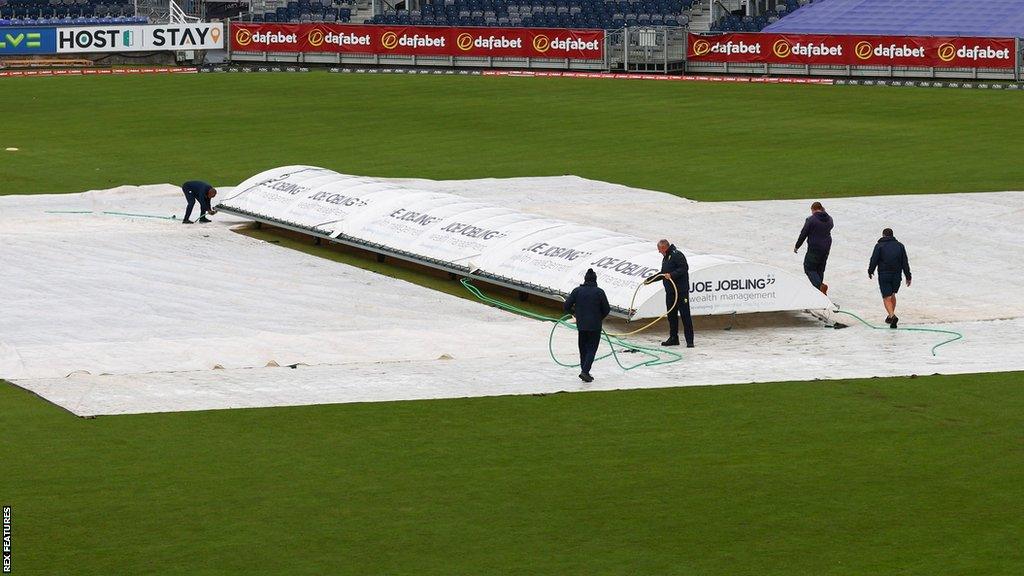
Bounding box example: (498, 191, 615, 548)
(3, 373, 1023, 575)
(3, 73, 1024, 198)
(2, 73, 1023, 575)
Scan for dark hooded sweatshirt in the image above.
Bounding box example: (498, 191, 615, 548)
(868, 236, 912, 279)
(795, 211, 834, 258)
(564, 270, 611, 332)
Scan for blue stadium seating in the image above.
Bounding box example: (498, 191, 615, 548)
(709, 0, 811, 33)
(0, 0, 143, 25)
(362, 0, 693, 30)
(763, 0, 1024, 37)
(241, 0, 353, 24)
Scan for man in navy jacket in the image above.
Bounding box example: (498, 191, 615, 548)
(794, 201, 834, 295)
(181, 180, 218, 224)
(868, 228, 912, 328)
(564, 268, 611, 383)
(647, 239, 694, 348)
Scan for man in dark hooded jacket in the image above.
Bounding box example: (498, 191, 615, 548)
(564, 268, 610, 383)
(645, 239, 694, 348)
(794, 201, 834, 295)
(868, 228, 912, 328)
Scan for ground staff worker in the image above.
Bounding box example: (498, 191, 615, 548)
(564, 268, 610, 383)
(647, 239, 694, 348)
(868, 227, 912, 329)
(794, 201, 834, 295)
(181, 180, 218, 224)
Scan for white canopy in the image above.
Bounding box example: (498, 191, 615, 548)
(223, 166, 834, 318)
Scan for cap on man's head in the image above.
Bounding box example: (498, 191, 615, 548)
(585, 268, 597, 282)
(882, 228, 894, 237)
(811, 201, 824, 211)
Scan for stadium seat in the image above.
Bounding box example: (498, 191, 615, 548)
(344, 0, 716, 30)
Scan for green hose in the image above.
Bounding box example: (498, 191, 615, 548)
(461, 279, 682, 371)
(101, 211, 176, 220)
(834, 309, 963, 356)
(45, 210, 176, 220)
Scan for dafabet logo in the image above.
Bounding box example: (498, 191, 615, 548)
(937, 42, 956, 62)
(457, 32, 473, 51)
(772, 38, 791, 58)
(854, 40, 873, 60)
(235, 28, 296, 46)
(381, 31, 399, 50)
(532, 34, 550, 53)
(234, 28, 252, 47)
(690, 39, 760, 55)
(307, 28, 325, 47)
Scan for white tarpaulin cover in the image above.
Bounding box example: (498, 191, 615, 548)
(224, 166, 833, 317)
(3, 179, 1022, 417)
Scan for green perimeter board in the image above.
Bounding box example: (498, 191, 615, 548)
(1, 372, 1022, 575)
(2, 73, 1023, 198)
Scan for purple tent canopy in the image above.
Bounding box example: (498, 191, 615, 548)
(764, 0, 1024, 38)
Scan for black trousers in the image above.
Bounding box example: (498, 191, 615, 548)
(182, 189, 204, 222)
(666, 287, 694, 346)
(803, 251, 828, 289)
(578, 330, 601, 375)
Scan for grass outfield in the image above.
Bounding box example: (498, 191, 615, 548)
(3, 73, 1024, 574)
(1, 373, 1022, 575)
(2, 73, 1024, 198)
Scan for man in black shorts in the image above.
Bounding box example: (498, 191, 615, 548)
(868, 228, 912, 328)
